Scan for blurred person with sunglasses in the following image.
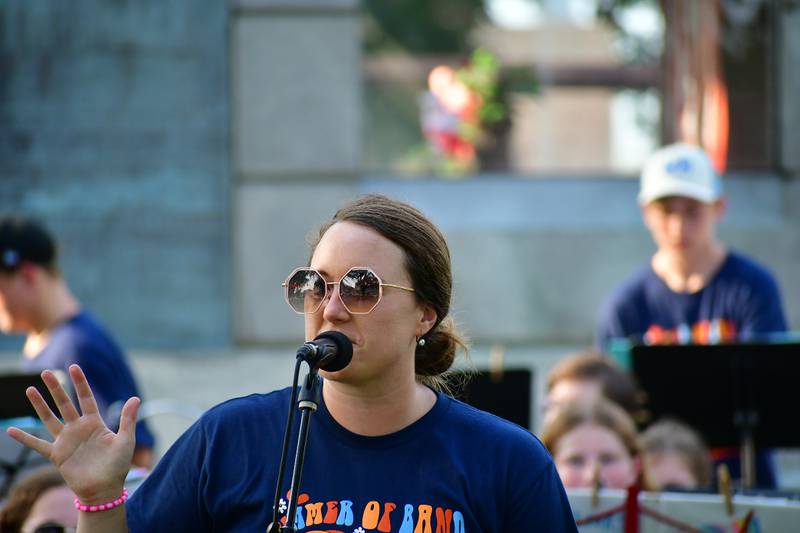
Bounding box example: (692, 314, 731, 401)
(6, 195, 578, 532)
(639, 418, 712, 492)
(0, 216, 155, 469)
(0, 465, 77, 533)
(595, 143, 788, 488)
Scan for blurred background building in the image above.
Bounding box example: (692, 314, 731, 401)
(1, 0, 798, 478)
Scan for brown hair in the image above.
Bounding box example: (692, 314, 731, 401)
(547, 351, 645, 422)
(0, 466, 67, 533)
(541, 397, 640, 459)
(311, 194, 468, 388)
(639, 418, 712, 489)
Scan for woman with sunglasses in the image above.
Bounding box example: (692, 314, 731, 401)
(0, 465, 77, 533)
(6, 195, 577, 532)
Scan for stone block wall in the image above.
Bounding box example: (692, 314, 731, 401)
(0, 0, 231, 348)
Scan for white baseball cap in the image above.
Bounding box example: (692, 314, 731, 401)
(638, 143, 722, 205)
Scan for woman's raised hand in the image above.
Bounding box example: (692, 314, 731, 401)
(5, 364, 140, 505)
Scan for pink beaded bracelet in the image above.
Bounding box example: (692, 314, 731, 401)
(74, 488, 129, 512)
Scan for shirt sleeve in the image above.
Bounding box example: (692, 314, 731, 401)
(596, 294, 631, 352)
(503, 439, 578, 532)
(738, 272, 788, 340)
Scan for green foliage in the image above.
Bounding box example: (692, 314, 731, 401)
(596, 0, 664, 63)
(456, 48, 503, 123)
(457, 49, 538, 126)
(363, 0, 487, 53)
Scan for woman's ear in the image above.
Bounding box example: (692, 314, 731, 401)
(416, 303, 437, 338)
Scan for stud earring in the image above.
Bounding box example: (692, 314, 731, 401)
(417, 337, 426, 347)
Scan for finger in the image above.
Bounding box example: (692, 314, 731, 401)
(41, 369, 80, 422)
(69, 364, 100, 417)
(6, 427, 53, 458)
(117, 397, 141, 438)
(26, 386, 64, 437)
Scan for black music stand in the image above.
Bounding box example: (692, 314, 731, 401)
(0, 371, 68, 420)
(630, 342, 800, 489)
(452, 368, 533, 429)
(0, 371, 69, 498)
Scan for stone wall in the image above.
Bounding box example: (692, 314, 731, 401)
(0, 0, 231, 348)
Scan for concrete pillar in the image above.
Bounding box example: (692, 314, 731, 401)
(229, 0, 362, 343)
(780, 4, 800, 176)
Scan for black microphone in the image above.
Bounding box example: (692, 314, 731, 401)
(296, 331, 353, 372)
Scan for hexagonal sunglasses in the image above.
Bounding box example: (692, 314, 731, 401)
(282, 267, 415, 315)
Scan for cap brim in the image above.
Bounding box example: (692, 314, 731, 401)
(638, 180, 719, 205)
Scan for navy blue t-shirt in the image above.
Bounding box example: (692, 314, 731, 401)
(127, 386, 577, 532)
(596, 251, 787, 487)
(597, 251, 787, 350)
(21, 311, 155, 449)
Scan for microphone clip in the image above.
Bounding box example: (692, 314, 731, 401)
(296, 341, 322, 362)
(295, 331, 353, 372)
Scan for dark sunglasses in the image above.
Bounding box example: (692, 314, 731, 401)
(31, 523, 76, 533)
(282, 267, 415, 315)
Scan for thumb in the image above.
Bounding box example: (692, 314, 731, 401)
(117, 396, 141, 437)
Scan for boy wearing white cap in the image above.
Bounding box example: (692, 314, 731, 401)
(597, 142, 787, 348)
(596, 143, 788, 488)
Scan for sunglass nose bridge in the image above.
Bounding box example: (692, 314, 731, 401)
(319, 279, 351, 314)
(323, 279, 339, 301)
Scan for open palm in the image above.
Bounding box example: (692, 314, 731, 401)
(6, 364, 140, 503)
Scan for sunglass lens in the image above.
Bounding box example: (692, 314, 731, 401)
(33, 525, 67, 533)
(340, 269, 381, 313)
(286, 269, 326, 313)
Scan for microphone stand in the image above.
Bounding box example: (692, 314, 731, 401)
(267, 332, 350, 533)
(266, 362, 323, 533)
(280, 367, 322, 532)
